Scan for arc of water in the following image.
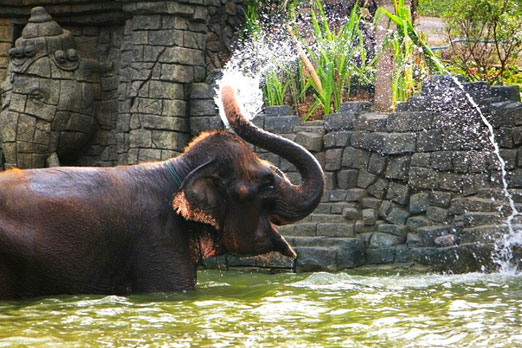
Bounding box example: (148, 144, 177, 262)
(428, 58, 521, 273)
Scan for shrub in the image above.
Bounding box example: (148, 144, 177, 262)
(443, 0, 522, 89)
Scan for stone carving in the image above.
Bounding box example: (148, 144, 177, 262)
(0, 7, 110, 169)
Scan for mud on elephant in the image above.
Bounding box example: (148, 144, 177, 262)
(0, 7, 109, 169)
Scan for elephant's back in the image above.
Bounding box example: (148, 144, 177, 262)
(0, 166, 121, 206)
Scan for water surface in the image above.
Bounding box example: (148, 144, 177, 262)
(1, 270, 521, 347)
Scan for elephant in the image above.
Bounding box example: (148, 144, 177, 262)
(0, 7, 106, 170)
(0, 85, 325, 299)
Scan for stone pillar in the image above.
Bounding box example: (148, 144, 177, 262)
(374, 0, 395, 112)
(0, 22, 14, 83)
(117, 0, 209, 164)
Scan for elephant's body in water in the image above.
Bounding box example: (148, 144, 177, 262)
(0, 86, 325, 300)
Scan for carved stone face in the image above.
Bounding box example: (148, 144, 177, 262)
(0, 6, 100, 169)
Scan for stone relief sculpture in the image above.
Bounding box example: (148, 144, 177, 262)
(0, 7, 110, 169)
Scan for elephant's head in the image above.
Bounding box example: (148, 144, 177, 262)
(173, 86, 325, 258)
(0, 7, 102, 169)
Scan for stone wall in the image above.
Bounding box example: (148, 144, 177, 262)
(192, 75, 522, 273)
(0, 0, 244, 168)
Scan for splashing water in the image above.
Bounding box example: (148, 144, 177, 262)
(214, 26, 298, 128)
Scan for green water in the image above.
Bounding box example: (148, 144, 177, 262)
(1, 270, 521, 348)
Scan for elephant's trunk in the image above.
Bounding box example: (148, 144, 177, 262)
(221, 85, 325, 224)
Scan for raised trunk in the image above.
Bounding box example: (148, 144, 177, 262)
(221, 86, 325, 224)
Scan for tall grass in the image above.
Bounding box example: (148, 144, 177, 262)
(376, 0, 443, 107)
(290, 0, 376, 119)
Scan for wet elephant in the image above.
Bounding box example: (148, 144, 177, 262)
(0, 85, 325, 299)
(0, 7, 105, 169)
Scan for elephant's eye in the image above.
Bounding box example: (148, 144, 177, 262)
(258, 181, 275, 193)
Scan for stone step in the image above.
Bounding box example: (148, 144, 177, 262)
(309, 213, 347, 223)
(457, 224, 510, 244)
(451, 197, 501, 213)
(293, 246, 337, 272)
(463, 212, 504, 227)
(294, 125, 325, 134)
(279, 223, 318, 236)
(287, 236, 360, 248)
(477, 189, 522, 203)
(294, 237, 366, 272)
(315, 202, 357, 215)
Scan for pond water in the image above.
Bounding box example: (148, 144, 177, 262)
(1, 269, 521, 347)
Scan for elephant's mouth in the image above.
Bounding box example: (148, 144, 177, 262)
(269, 222, 297, 259)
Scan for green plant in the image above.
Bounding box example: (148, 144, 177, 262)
(417, 0, 450, 17)
(262, 68, 292, 106)
(443, 0, 522, 88)
(376, 0, 443, 107)
(290, 0, 376, 119)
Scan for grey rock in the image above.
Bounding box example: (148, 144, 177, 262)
(417, 130, 443, 152)
(430, 151, 454, 171)
(339, 101, 372, 114)
(331, 202, 356, 214)
(337, 169, 358, 189)
(426, 206, 449, 223)
(386, 182, 409, 205)
(324, 113, 356, 132)
(367, 178, 388, 199)
(329, 190, 347, 202)
(362, 209, 376, 225)
(491, 86, 521, 102)
(430, 191, 453, 208)
(318, 223, 355, 237)
(295, 246, 337, 272)
(378, 223, 408, 237)
(369, 232, 405, 248)
(417, 225, 451, 247)
(411, 153, 431, 167)
(378, 200, 393, 218)
(368, 153, 386, 175)
(354, 113, 388, 131)
(323, 131, 351, 148)
(361, 197, 382, 210)
(336, 239, 366, 269)
(386, 207, 410, 225)
(386, 111, 433, 132)
(342, 207, 360, 220)
(369, 132, 417, 154)
(385, 156, 411, 181)
(351, 131, 372, 149)
(356, 169, 377, 188)
(434, 234, 456, 247)
(409, 168, 439, 190)
(342, 147, 369, 168)
(279, 223, 318, 236)
(264, 116, 300, 133)
(439, 173, 463, 192)
(409, 192, 430, 214)
(345, 188, 367, 202)
(366, 248, 395, 264)
(325, 148, 342, 170)
(355, 220, 377, 233)
(295, 132, 323, 152)
(263, 105, 294, 116)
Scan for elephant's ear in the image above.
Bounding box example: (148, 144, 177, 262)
(172, 161, 225, 229)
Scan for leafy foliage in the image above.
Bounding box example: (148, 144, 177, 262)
(443, 0, 522, 89)
(288, 0, 376, 119)
(376, 0, 443, 108)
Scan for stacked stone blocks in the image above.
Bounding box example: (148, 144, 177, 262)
(194, 76, 522, 272)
